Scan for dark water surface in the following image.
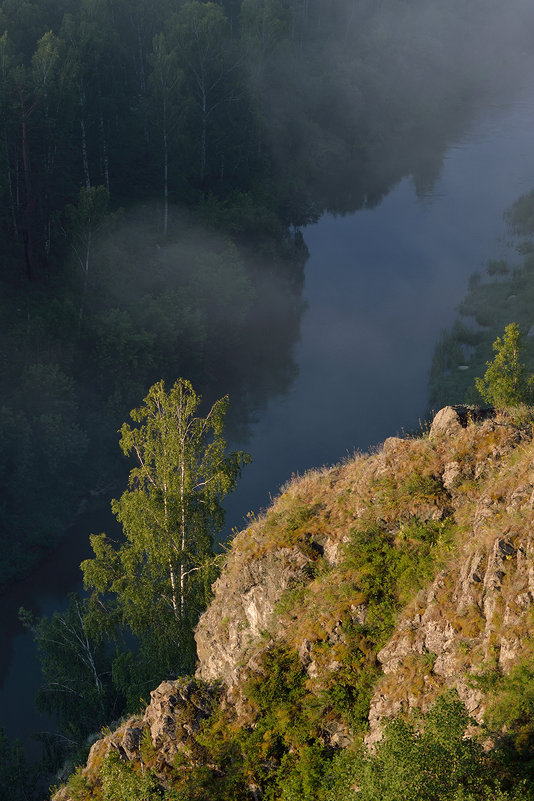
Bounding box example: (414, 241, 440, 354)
(225, 83, 534, 528)
(3, 82, 534, 758)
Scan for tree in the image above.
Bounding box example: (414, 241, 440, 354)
(19, 594, 115, 747)
(475, 322, 534, 408)
(64, 184, 110, 325)
(81, 378, 250, 678)
(172, 2, 239, 185)
(148, 31, 183, 239)
(0, 728, 34, 801)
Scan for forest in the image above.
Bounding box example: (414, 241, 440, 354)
(3, 0, 534, 797)
(2, 0, 530, 589)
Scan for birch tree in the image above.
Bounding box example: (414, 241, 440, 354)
(19, 594, 113, 744)
(81, 378, 250, 675)
(64, 184, 110, 325)
(172, 2, 238, 185)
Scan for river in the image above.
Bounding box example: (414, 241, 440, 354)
(225, 81, 534, 528)
(3, 80, 534, 760)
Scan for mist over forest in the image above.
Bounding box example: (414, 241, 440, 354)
(2, 0, 533, 589)
(2, 0, 534, 795)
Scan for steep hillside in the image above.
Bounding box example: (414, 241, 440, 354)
(53, 406, 534, 800)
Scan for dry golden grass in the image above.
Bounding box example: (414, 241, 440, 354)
(219, 410, 534, 720)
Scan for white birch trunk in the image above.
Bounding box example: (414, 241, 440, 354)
(99, 112, 110, 192)
(80, 90, 91, 189)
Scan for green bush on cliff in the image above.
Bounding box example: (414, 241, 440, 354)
(324, 692, 530, 801)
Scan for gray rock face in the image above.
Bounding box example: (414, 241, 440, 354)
(429, 406, 464, 439)
(367, 512, 534, 744)
(51, 679, 215, 800)
(195, 543, 315, 683)
(429, 405, 495, 439)
(142, 679, 213, 765)
(195, 407, 534, 746)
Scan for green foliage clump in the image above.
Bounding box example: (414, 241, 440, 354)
(343, 516, 454, 647)
(99, 752, 162, 801)
(82, 378, 249, 687)
(484, 642, 534, 755)
(475, 323, 534, 408)
(0, 728, 35, 801)
(324, 692, 529, 801)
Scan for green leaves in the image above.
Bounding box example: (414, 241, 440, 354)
(475, 323, 534, 408)
(325, 692, 520, 801)
(20, 594, 116, 747)
(82, 378, 250, 679)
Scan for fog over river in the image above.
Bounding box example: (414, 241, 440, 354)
(3, 79, 534, 757)
(225, 80, 534, 527)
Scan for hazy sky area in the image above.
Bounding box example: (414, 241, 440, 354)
(225, 80, 534, 531)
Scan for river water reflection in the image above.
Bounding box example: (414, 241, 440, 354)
(225, 84, 534, 531)
(3, 83, 534, 758)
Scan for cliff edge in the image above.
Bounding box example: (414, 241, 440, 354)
(53, 406, 534, 799)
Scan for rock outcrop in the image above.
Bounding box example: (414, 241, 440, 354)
(52, 679, 215, 799)
(53, 406, 534, 798)
(194, 405, 534, 742)
(195, 543, 318, 684)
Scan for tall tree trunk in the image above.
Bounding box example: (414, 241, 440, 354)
(5, 133, 18, 239)
(99, 111, 110, 191)
(180, 458, 186, 620)
(80, 89, 91, 188)
(78, 229, 91, 328)
(21, 114, 37, 279)
(163, 128, 169, 240)
(200, 86, 207, 184)
(162, 92, 169, 240)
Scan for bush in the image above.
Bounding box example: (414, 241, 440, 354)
(324, 692, 530, 801)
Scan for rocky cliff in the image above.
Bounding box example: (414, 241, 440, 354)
(53, 406, 534, 799)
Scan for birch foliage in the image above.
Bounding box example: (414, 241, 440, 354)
(82, 377, 250, 675)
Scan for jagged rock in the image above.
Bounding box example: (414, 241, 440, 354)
(429, 406, 464, 438)
(322, 718, 353, 748)
(298, 638, 313, 667)
(111, 718, 143, 760)
(367, 517, 534, 742)
(324, 537, 341, 564)
(442, 460, 461, 490)
(350, 602, 368, 626)
(53, 405, 534, 798)
(51, 680, 215, 800)
(429, 405, 494, 439)
(143, 679, 214, 767)
(195, 544, 315, 683)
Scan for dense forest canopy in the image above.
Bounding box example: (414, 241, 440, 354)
(3, 0, 533, 590)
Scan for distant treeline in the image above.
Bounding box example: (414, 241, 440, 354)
(1, 0, 532, 589)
